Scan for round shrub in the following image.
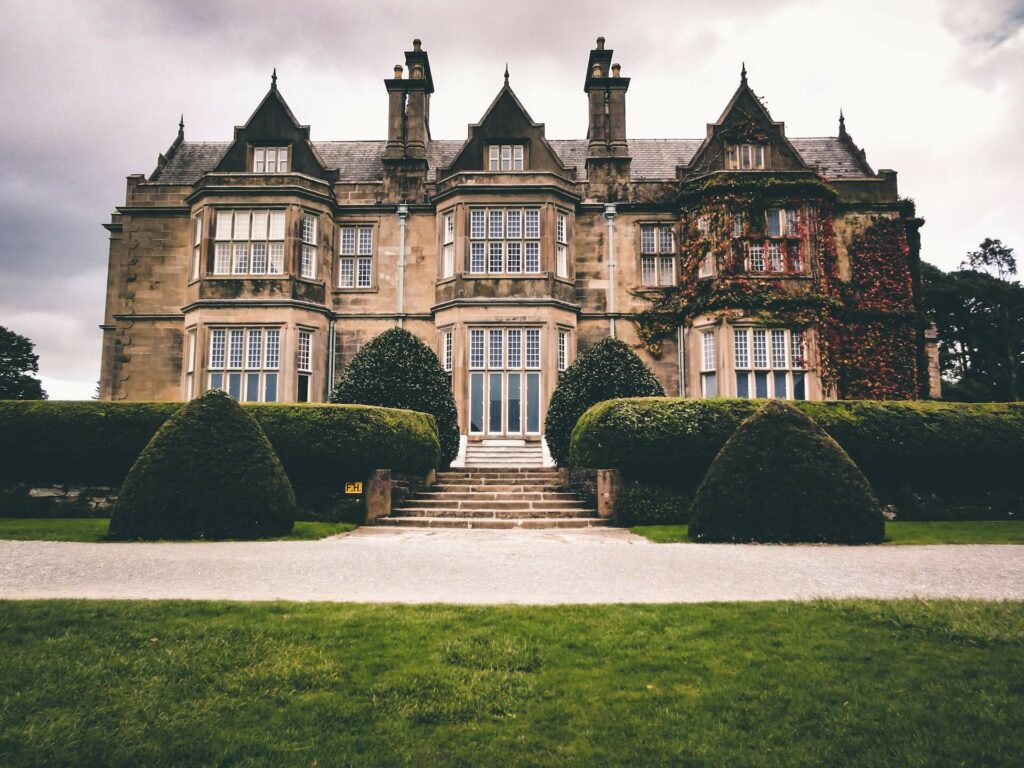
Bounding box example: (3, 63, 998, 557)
(331, 328, 459, 466)
(545, 338, 664, 466)
(108, 390, 296, 540)
(615, 481, 692, 526)
(689, 400, 884, 544)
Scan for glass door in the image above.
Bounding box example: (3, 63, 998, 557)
(468, 327, 541, 436)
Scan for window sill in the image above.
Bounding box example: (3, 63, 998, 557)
(204, 274, 289, 280)
(332, 287, 378, 294)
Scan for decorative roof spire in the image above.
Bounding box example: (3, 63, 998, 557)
(271, 68, 277, 90)
(177, 114, 184, 139)
(504, 62, 509, 85)
(740, 62, 748, 85)
(839, 108, 846, 134)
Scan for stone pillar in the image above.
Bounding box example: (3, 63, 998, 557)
(365, 469, 392, 522)
(596, 469, 621, 520)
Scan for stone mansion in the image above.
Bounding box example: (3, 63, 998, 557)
(99, 37, 937, 440)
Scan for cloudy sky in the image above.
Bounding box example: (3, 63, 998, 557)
(1, 0, 1022, 399)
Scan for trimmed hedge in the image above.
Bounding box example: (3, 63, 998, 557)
(109, 390, 297, 541)
(571, 398, 1024, 495)
(545, 338, 664, 466)
(615, 481, 693, 526)
(689, 401, 884, 544)
(332, 328, 460, 465)
(0, 400, 440, 487)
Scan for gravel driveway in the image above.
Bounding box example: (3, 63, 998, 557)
(1, 527, 1022, 604)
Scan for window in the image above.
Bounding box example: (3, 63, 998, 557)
(207, 327, 280, 402)
(339, 225, 373, 288)
(468, 207, 541, 275)
(213, 209, 285, 276)
(185, 328, 196, 399)
(700, 330, 718, 397)
(640, 224, 675, 286)
(725, 144, 766, 170)
(556, 211, 569, 278)
(735, 208, 803, 274)
(442, 211, 455, 278)
(252, 146, 289, 173)
(733, 327, 808, 400)
(296, 329, 312, 402)
(468, 327, 541, 435)
(300, 213, 318, 279)
(488, 144, 525, 171)
(558, 330, 568, 371)
(441, 330, 453, 379)
(699, 252, 715, 278)
(191, 215, 202, 280)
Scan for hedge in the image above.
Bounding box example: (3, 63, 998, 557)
(570, 397, 1024, 494)
(109, 390, 297, 541)
(0, 400, 440, 488)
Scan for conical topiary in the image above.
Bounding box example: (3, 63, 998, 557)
(331, 327, 459, 465)
(688, 399, 884, 544)
(545, 338, 665, 466)
(108, 389, 297, 540)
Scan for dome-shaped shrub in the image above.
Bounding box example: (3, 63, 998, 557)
(331, 328, 459, 465)
(689, 400, 884, 544)
(108, 390, 296, 540)
(545, 338, 664, 466)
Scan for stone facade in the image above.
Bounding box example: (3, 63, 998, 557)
(100, 38, 936, 440)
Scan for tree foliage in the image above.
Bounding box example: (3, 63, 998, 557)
(923, 242, 1024, 401)
(331, 327, 458, 465)
(0, 326, 46, 400)
(545, 337, 664, 466)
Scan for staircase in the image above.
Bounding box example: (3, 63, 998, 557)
(378, 441, 606, 529)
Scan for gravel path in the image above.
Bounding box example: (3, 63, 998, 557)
(1, 527, 1022, 604)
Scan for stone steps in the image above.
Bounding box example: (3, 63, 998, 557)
(410, 491, 580, 501)
(396, 507, 598, 519)
(377, 516, 609, 529)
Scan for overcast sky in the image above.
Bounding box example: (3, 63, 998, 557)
(1, 0, 1021, 399)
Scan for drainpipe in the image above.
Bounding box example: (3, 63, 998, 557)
(604, 203, 617, 338)
(328, 317, 336, 398)
(677, 325, 686, 397)
(397, 203, 409, 328)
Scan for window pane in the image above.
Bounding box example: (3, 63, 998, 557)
(232, 243, 249, 274)
(339, 257, 354, 287)
(785, 209, 798, 237)
(701, 331, 716, 371)
(658, 256, 674, 286)
(748, 243, 765, 271)
(470, 210, 485, 238)
(443, 244, 454, 277)
(215, 211, 233, 241)
(755, 371, 769, 398)
(524, 210, 540, 238)
(264, 372, 278, 402)
(489, 209, 503, 238)
(251, 242, 267, 274)
(489, 242, 503, 273)
(506, 242, 521, 273)
(702, 372, 717, 398)
(357, 258, 372, 287)
(526, 373, 540, 433)
(268, 211, 285, 240)
(556, 213, 566, 243)
(470, 243, 485, 273)
(557, 244, 568, 278)
(659, 226, 673, 254)
(444, 213, 454, 243)
(513, 145, 524, 171)
(507, 373, 521, 432)
(233, 210, 250, 241)
(793, 372, 806, 400)
(301, 245, 316, 278)
(525, 329, 540, 369)
(558, 331, 567, 371)
(791, 331, 805, 368)
(253, 148, 264, 173)
(301, 215, 317, 244)
(736, 372, 750, 398)
(265, 330, 280, 368)
(732, 213, 744, 237)
(734, 329, 749, 368)
(358, 227, 373, 255)
(771, 329, 788, 368)
(247, 330, 262, 369)
(766, 209, 782, 238)
(470, 373, 484, 432)
(209, 372, 224, 391)
(489, 373, 503, 432)
(773, 371, 789, 400)
(641, 256, 657, 285)
(278, 147, 289, 172)
(340, 227, 356, 255)
(228, 372, 242, 400)
(768, 242, 783, 271)
(489, 329, 503, 368)
(251, 210, 268, 240)
(269, 242, 284, 273)
(228, 330, 244, 368)
(507, 329, 521, 368)
(501, 145, 511, 171)
(210, 329, 225, 368)
(297, 374, 310, 403)
(265, 148, 277, 173)
(752, 330, 768, 368)
(469, 330, 485, 368)
(524, 242, 539, 273)
(640, 225, 656, 254)
(489, 145, 499, 171)
(214, 243, 231, 274)
(506, 209, 522, 239)
(245, 373, 260, 402)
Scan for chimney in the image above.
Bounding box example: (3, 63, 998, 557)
(583, 37, 631, 197)
(383, 40, 435, 201)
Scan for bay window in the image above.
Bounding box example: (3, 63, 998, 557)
(733, 327, 808, 400)
(207, 327, 280, 402)
(213, 209, 285, 276)
(469, 207, 540, 275)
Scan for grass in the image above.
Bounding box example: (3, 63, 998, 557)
(0, 518, 355, 542)
(632, 520, 1024, 544)
(0, 600, 1021, 766)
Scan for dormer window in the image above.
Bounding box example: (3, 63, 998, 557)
(488, 144, 525, 171)
(726, 144, 766, 170)
(252, 146, 290, 173)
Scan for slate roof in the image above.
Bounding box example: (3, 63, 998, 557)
(152, 137, 868, 184)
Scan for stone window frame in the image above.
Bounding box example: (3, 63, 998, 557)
(296, 327, 314, 403)
(468, 206, 541, 276)
(212, 208, 287, 277)
(731, 326, 809, 401)
(299, 211, 319, 281)
(336, 222, 377, 291)
(555, 209, 571, 279)
(206, 325, 282, 403)
(724, 143, 766, 170)
(638, 222, 677, 287)
(733, 207, 804, 275)
(250, 145, 290, 173)
(487, 143, 526, 171)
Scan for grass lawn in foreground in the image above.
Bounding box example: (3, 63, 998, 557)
(0, 600, 1021, 767)
(0, 518, 354, 542)
(632, 520, 1024, 544)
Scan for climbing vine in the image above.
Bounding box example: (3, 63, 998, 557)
(633, 175, 919, 399)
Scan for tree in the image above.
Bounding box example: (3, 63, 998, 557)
(961, 238, 1017, 281)
(545, 337, 665, 466)
(0, 326, 46, 400)
(922, 250, 1024, 401)
(331, 328, 460, 465)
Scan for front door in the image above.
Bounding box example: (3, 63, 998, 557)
(468, 327, 542, 436)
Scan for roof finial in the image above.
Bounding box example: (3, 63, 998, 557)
(504, 62, 509, 85)
(271, 68, 277, 90)
(741, 62, 747, 85)
(178, 114, 184, 139)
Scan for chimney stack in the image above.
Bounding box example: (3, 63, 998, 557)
(583, 37, 631, 197)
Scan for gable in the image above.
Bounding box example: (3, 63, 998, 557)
(214, 85, 334, 181)
(686, 78, 809, 177)
(443, 85, 571, 176)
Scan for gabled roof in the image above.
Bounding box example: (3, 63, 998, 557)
(442, 80, 571, 176)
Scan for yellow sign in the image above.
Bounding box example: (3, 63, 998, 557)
(344, 482, 363, 495)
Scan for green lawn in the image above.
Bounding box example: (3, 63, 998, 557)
(632, 520, 1024, 544)
(0, 600, 1021, 766)
(0, 518, 354, 542)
